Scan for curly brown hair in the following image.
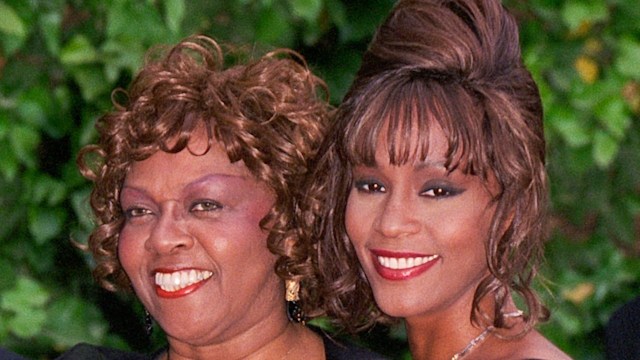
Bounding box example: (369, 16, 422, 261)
(77, 35, 330, 316)
(308, 0, 549, 333)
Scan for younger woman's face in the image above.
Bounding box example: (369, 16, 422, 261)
(345, 122, 497, 321)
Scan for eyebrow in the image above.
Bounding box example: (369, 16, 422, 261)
(121, 173, 250, 198)
(358, 159, 447, 170)
(413, 159, 448, 170)
(181, 173, 253, 195)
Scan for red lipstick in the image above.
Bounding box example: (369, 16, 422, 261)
(155, 281, 207, 298)
(370, 249, 440, 281)
(153, 268, 213, 299)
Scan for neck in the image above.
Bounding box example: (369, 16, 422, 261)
(406, 315, 488, 360)
(405, 296, 525, 360)
(405, 292, 503, 360)
(166, 310, 297, 359)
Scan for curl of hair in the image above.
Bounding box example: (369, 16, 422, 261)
(77, 35, 330, 315)
(307, 0, 549, 333)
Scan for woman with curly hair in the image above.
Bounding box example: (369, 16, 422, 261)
(68, 35, 384, 359)
(308, 0, 571, 359)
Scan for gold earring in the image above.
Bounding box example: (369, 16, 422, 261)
(285, 279, 304, 323)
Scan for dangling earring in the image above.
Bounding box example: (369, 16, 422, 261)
(144, 309, 154, 336)
(285, 279, 305, 323)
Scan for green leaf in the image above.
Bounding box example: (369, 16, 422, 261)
(101, 39, 146, 83)
(70, 66, 110, 101)
(28, 207, 67, 244)
(8, 308, 47, 338)
(39, 11, 62, 56)
(548, 108, 591, 147)
(72, 188, 95, 230)
(1, 277, 49, 313)
(60, 35, 98, 65)
(0, 1, 26, 37)
(17, 86, 53, 130)
(46, 296, 109, 347)
(615, 37, 640, 79)
(0, 261, 15, 293)
(0, 141, 18, 181)
(106, 0, 170, 44)
(255, 4, 295, 47)
(561, 0, 608, 32)
(30, 175, 67, 206)
(289, 0, 322, 22)
(9, 124, 40, 169)
(163, 0, 185, 34)
(592, 129, 619, 168)
(0, 314, 8, 341)
(595, 97, 631, 140)
(326, 0, 346, 29)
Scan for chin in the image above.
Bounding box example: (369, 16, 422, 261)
(373, 296, 421, 319)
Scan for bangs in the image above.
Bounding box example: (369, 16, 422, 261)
(342, 71, 489, 176)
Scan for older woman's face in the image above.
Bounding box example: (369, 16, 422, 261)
(345, 122, 496, 321)
(118, 133, 281, 345)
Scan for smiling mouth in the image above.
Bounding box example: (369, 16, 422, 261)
(155, 269, 213, 293)
(370, 251, 440, 281)
(376, 255, 439, 270)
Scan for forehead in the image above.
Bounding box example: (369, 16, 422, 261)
(124, 134, 251, 187)
(375, 115, 449, 165)
(343, 76, 486, 175)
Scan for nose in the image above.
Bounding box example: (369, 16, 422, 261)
(374, 191, 421, 239)
(145, 203, 194, 254)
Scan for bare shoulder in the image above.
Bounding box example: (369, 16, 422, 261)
(497, 330, 573, 360)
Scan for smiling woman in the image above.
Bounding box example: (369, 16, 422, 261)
(307, 0, 572, 359)
(64, 35, 386, 359)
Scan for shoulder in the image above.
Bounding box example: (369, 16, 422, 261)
(55, 343, 156, 360)
(495, 330, 572, 360)
(0, 348, 27, 360)
(606, 296, 640, 360)
(310, 326, 390, 360)
(608, 295, 640, 327)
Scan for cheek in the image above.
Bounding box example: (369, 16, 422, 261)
(438, 207, 493, 257)
(345, 192, 368, 245)
(117, 229, 144, 278)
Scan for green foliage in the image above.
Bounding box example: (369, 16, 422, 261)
(0, 0, 638, 359)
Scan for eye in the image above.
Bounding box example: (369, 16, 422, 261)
(420, 185, 461, 198)
(354, 180, 386, 193)
(124, 207, 152, 219)
(190, 200, 223, 212)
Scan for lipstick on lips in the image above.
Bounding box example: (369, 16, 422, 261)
(370, 249, 439, 281)
(154, 268, 213, 298)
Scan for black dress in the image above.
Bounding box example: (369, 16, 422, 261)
(0, 348, 27, 360)
(55, 327, 389, 360)
(606, 295, 640, 360)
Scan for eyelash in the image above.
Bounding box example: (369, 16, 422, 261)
(354, 180, 386, 193)
(123, 199, 222, 220)
(420, 186, 458, 198)
(190, 200, 223, 212)
(124, 207, 152, 219)
(354, 180, 460, 198)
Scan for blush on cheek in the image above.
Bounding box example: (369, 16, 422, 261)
(117, 233, 139, 276)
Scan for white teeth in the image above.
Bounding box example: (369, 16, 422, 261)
(155, 270, 213, 292)
(377, 255, 438, 270)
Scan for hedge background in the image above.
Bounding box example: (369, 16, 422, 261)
(0, 0, 639, 359)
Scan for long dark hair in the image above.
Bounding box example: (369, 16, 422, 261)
(309, 0, 549, 333)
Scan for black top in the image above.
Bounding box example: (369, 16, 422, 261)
(0, 348, 27, 360)
(55, 327, 388, 360)
(315, 327, 389, 360)
(606, 295, 640, 360)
